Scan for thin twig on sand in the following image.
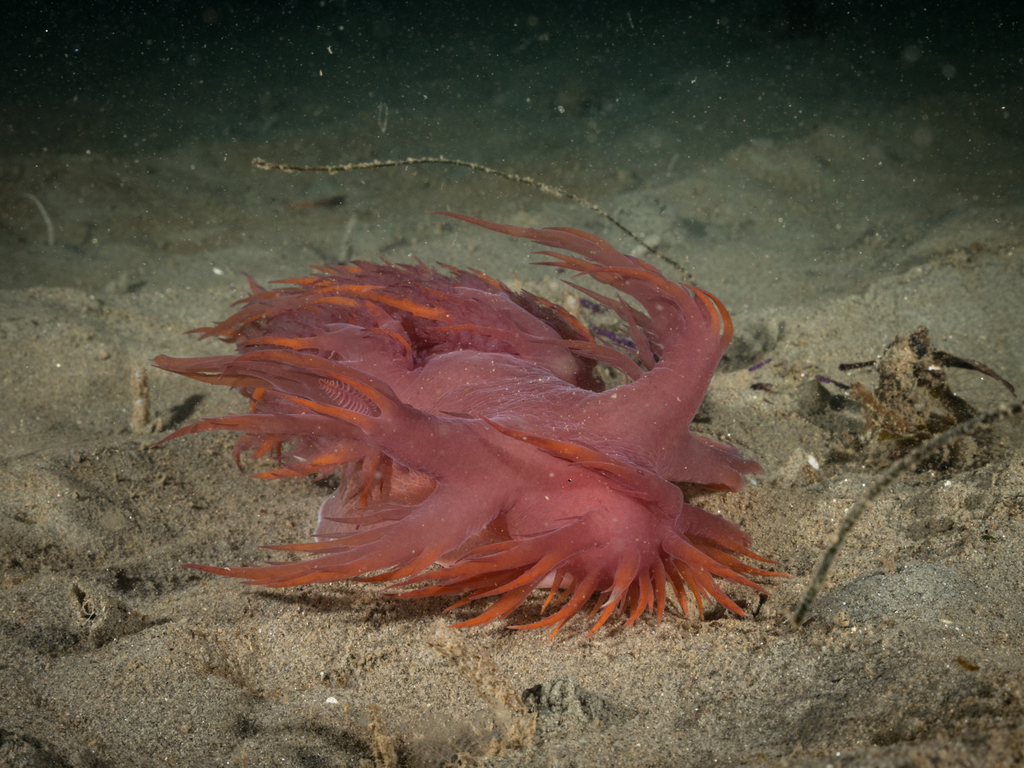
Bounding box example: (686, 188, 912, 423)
(252, 155, 691, 281)
(21, 192, 55, 246)
(792, 399, 1024, 627)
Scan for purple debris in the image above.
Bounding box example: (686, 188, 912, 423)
(815, 374, 850, 390)
(747, 358, 772, 372)
(592, 326, 638, 350)
(579, 298, 607, 313)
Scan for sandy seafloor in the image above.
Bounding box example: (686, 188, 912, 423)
(2, 2, 1024, 766)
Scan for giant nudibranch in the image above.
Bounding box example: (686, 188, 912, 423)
(155, 214, 781, 636)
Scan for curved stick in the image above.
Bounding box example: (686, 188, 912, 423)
(792, 399, 1024, 626)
